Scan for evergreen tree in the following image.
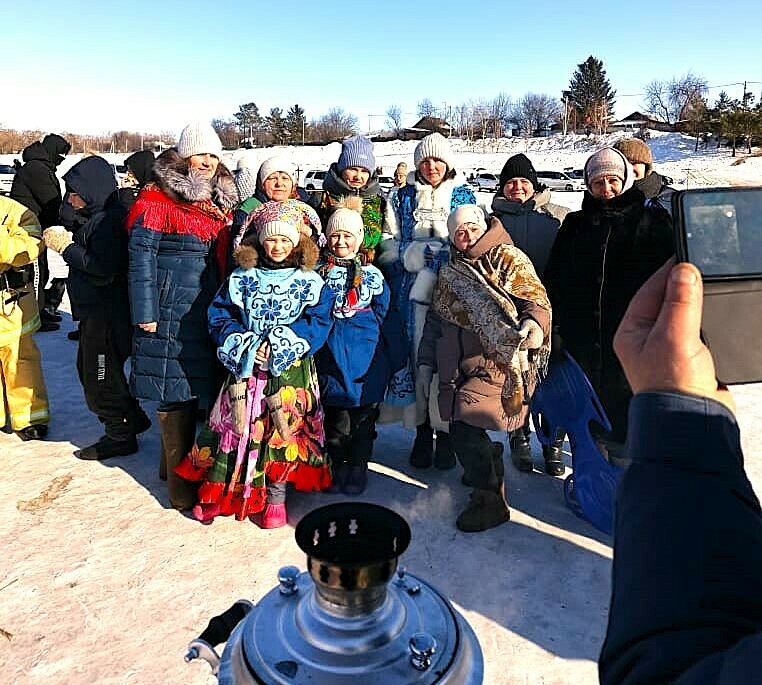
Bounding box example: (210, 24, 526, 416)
(267, 107, 287, 145)
(285, 104, 307, 144)
(568, 56, 616, 134)
(234, 102, 262, 146)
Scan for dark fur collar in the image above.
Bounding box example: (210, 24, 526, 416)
(153, 149, 238, 210)
(234, 237, 319, 271)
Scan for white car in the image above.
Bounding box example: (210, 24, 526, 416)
(470, 172, 499, 192)
(0, 164, 16, 195)
(536, 170, 584, 192)
(303, 170, 327, 191)
(378, 175, 394, 195)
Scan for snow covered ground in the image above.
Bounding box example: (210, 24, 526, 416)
(1, 133, 761, 684)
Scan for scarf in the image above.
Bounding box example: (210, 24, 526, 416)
(318, 254, 363, 308)
(432, 243, 551, 422)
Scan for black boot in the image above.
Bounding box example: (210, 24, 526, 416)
(456, 486, 511, 532)
(434, 430, 456, 469)
(462, 441, 502, 487)
(409, 424, 434, 468)
(343, 463, 369, 495)
(77, 434, 138, 461)
(543, 435, 566, 477)
(509, 429, 533, 473)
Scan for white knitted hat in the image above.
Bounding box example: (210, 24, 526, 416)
(326, 207, 365, 248)
(234, 167, 258, 202)
(446, 204, 487, 241)
(177, 122, 223, 160)
(258, 156, 297, 185)
(414, 132, 455, 171)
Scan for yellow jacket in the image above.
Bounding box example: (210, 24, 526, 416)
(0, 196, 43, 345)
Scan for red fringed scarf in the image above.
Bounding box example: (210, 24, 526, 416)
(126, 183, 230, 243)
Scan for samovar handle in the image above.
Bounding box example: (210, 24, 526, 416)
(184, 599, 255, 674)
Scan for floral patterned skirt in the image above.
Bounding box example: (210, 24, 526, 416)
(175, 357, 331, 522)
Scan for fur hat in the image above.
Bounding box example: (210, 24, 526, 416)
(326, 196, 365, 250)
(414, 132, 455, 171)
(614, 137, 653, 174)
(337, 135, 376, 173)
(249, 199, 322, 247)
(177, 122, 223, 160)
(446, 204, 487, 241)
(499, 153, 538, 191)
(584, 147, 635, 193)
(258, 156, 297, 185)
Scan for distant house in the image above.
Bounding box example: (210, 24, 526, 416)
(611, 111, 674, 132)
(400, 116, 453, 140)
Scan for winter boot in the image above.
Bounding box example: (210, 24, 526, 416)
(158, 407, 199, 511)
(16, 424, 48, 441)
(456, 486, 511, 533)
(462, 442, 502, 487)
(326, 462, 348, 494)
(343, 463, 369, 495)
(253, 503, 287, 529)
(76, 434, 138, 461)
(409, 423, 434, 468)
(509, 429, 534, 473)
(128, 408, 152, 436)
(434, 430, 457, 470)
(542, 435, 566, 477)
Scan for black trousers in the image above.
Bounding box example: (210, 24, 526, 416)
(76, 316, 140, 439)
(450, 421, 502, 492)
(324, 404, 380, 466)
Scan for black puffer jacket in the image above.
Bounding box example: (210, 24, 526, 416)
(9, 134, 70, 227)
(544, 188, 674, 441)
(491, 188, 569, 277)
(59, 156, 125, 320)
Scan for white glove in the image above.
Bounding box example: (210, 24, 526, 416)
(518, 319, 544, 350)
(42, 227, 74, 254)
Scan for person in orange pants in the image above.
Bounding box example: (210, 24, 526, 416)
(0, 196, 49, 440)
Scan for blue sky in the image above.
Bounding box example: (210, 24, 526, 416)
(4, 0, 761, 136)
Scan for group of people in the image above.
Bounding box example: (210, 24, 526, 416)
(3, 121, 760, 682)
(2, 122, 676, 535)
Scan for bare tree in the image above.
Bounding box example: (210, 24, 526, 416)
(489, 93, 512, 138)
(310, 108, 358, 142)
(386, 105, 403, 135)
(644, 73, 708, 125)
(417, 98, 437, 118)
(511, 93, 561, 137)
(211, 118, 239, 149)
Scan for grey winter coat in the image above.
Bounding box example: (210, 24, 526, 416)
(490, 188, 568, 277)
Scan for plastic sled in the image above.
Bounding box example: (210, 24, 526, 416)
(531, 352, 623, 535)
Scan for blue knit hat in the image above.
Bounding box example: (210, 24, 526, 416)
(337, 135, 376, 173)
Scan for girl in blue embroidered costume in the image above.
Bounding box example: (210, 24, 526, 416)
(175, 200, 335, 528)
(315, 198, 391, 495)
(376, 132, 478, 470)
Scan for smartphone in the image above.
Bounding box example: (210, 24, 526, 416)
(672, 186, 762, 385)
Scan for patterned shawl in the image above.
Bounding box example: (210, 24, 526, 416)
(432, 241, 551, 421)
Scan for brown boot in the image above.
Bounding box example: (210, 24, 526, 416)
(157, 408, 199, 510)
(456, 486, 510, 533)
(158, 442, 167, 481)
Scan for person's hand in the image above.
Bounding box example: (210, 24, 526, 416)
(613, 259, 734, 414)
(42, 227, 74, 254)
(518, 319, 544, 350)
(137, 322, 157, 333)
(416, 364, 434, 399)
(255, 341, 271, 364)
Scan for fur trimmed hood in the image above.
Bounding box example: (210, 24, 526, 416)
(153, 148, 238, 210)
(233, 235, 319, 272)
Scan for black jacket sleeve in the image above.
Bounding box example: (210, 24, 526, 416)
(599, 392, 762, 685)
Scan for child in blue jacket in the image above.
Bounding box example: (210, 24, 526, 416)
(316, 199, 391, 494)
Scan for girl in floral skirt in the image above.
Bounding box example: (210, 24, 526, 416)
(176, 199, 335, 528)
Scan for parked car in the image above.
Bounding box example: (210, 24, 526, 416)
(303, 169, 327, 191)
(536, 170, 584, 192)
(564, 168, 584, 180)
(110, 163, 129, 186)
(470, 172, 499, 192)
(0, 164, 16, 195)
(378, 175, 394, 195)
